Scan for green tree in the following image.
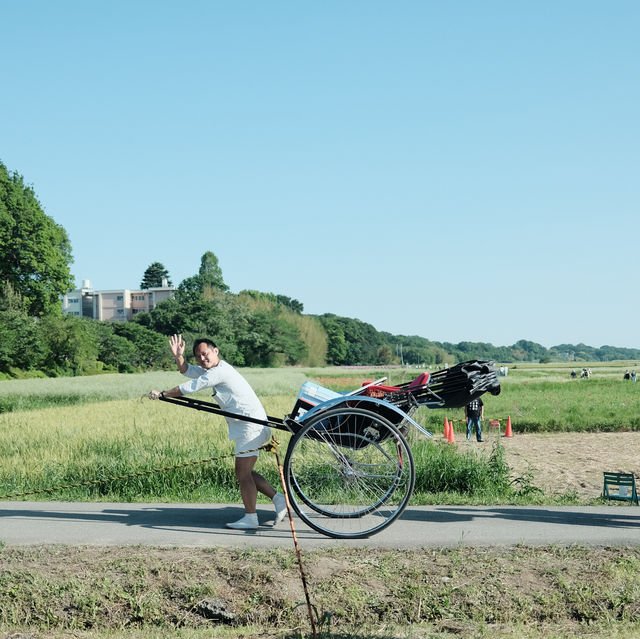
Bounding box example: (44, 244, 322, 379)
(288, 313, 327, 366)
(140, 262, 172, 289)
(83, 321, 139, 373)
(321, 316, 348, 365)
(237, 312, 307, 367)
(199, 251, 228, 292)
(376, 344, 393, 365)
(0, 161, 74, 316)
(134, 288, 244, 364)
(0, 309, 44, 372)
(38, 316, 99, 375)
(96, 331, 140, 373)
(511, 339, 548, 362)
(239, 290, 304, 314)
(320, 315, 382, 365)
(275, 294, 303, 313)
(112, 322, 172, 369)
(178, 251, 229, 300)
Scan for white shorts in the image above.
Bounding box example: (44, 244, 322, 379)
(234, 424, 272, 458)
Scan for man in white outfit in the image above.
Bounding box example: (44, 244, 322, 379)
(150, 334, 287, 530)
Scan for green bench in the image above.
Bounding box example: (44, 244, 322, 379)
(602, 472, 639, 505)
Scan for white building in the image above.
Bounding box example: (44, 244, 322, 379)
(60, 279, 95, 318)
(61, 279, 176, 322)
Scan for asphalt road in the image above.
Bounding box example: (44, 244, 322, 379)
(2, 502, 639, 548)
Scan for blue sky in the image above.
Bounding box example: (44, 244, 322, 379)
(1, 1, 638, 349)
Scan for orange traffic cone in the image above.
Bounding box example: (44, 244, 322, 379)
(448, 419, 456, 443)
(444, 417, 450, 440)
(504, 415, 513, 437)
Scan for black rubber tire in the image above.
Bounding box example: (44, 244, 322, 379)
(283, 407, 415, 539)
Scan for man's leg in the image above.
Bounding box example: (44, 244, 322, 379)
(227, 455, 262, 529)
(235, 455, 259, 514)
(252, 470, 276, 500)
(231, 455, 287, 528)
(252, 468, 287, 525)
(476, 418, 483, 442)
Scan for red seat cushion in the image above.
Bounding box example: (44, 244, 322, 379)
(361, 373, 429, 398)
(362, 384, 400, 398)
(408, 372, 430, 388)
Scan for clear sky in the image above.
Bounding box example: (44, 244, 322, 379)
(1, 1, 638, 349)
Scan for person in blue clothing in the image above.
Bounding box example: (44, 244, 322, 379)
(465, 397, 484, 442)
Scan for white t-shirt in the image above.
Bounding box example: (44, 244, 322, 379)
(179, 360, 268, 440)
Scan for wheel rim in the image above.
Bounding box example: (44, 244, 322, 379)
(284, 407, 415, 539)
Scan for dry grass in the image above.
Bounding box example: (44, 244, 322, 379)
(1, 545, 640, 638)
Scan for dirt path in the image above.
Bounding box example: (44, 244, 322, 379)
(463, 430, 640, 499)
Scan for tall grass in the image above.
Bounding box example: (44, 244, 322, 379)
(0, 399, 529, 503)
(418, 376, 640, 434)
(0, 397, 295, 502)
(1, 363, 638, 503)
(0, 368, 310, 412)
(412, 439, 509, 494)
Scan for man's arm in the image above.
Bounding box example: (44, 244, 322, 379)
(148, 335, 188, 398)
(150, 385, 183, 399)
(170, 334, 188, 374)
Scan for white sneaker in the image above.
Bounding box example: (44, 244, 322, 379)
(273, 493, 288, 526)
(226, 513, 259, 530)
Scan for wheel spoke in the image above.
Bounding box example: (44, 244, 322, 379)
(284, 407, 414, 538)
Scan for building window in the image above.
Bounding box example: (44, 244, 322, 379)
(116, 295, 123, 301)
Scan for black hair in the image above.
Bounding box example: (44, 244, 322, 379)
(193, 338, 217, 355)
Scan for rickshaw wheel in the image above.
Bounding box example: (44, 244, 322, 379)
(283, 406, 415, 539)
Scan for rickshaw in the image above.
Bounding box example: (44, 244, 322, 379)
(160, 360, 501, 539)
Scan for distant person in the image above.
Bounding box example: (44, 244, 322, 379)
(571, 369, 577, 379)
(465, 397, 484, 443)
(149, 334, 287, 530)
(632, 371, 637, 382)
(624, 370, 631, 380)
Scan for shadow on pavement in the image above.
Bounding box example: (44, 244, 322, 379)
(399, 505, 640, 528)
(0, 504, 317, 540)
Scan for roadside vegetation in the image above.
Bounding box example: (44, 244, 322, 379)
(1, 544, 640, 639)
(2, 362, 640, 638)
(2, 362, 639, 504)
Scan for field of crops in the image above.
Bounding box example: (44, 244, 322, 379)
(1, 361, 639, 504)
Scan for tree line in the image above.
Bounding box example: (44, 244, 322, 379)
(2, 159, 639, 378)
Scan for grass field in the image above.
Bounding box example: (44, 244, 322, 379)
(2, 362, 640, 638)
(1, 544, 640, 639)
(1, 362, 639, 504)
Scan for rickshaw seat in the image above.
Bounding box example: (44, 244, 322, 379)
(408, 372, 430, 388)
(362, 372, 430, 398)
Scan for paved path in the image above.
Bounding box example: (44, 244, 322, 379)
(2, 502, 639, 548)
